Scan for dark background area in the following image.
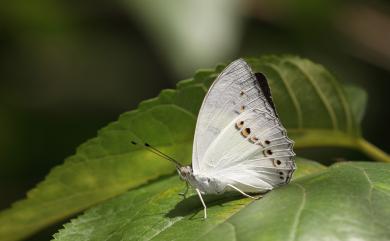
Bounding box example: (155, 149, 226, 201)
(0, 1, 389, 240)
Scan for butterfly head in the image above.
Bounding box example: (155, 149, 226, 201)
(177, 165, 193, 181)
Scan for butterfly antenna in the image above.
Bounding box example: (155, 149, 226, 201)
(130, 141, 182, 168)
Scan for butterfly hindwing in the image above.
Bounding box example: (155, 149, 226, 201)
(192, 59, 295, 192)
(202, 109, 295, 191)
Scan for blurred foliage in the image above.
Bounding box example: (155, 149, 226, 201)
(0, 0, 389, 240)
(124, 0, 243, 76)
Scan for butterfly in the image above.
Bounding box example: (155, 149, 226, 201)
(133, 59, 295, 219)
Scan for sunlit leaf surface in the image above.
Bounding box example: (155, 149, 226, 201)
(53, 161, 390, 241)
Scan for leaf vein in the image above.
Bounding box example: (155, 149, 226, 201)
(285, 59, 339, 130)
(264, 63, 303, 128)
(288, 183, 306, 241)
(324, 71, 354, 133)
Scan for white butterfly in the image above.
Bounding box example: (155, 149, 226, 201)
(176, 59, 295, 218)
(132, 59, 295, 219)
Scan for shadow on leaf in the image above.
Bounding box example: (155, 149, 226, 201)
(165, 192, 251, 219)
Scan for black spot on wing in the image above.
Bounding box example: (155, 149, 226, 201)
(255, 72, 278, 117)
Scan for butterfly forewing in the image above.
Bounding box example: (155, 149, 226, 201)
(192, 59, 295, 192)
(193, 60, 275, 167)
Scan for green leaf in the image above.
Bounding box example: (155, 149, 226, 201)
(247, 55, 361, 148)
(247, 56, 388, 162)
(53, 161, 390, 241)
(1, 55, 384, 241)
(0, 86, 199, 241)
(344, 84, 368, 124)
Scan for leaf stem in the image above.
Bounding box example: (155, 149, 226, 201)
(357, 138, 390, 163)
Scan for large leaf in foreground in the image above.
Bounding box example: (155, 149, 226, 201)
(0, 55, 379, 241)
(52, 159, 324, 240)
(53, 161, 390, 241)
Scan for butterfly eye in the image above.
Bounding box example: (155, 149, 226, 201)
(235, 120, 244, 129)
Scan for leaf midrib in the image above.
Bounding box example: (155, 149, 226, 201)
(287, 183, 306, 241)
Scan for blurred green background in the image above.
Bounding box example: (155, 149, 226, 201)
(1, 0, 389, 240)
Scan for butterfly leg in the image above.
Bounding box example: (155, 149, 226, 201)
(195, 188, 207, 219)
(227, 184, 261, 200)
(178, 182, 189, 198)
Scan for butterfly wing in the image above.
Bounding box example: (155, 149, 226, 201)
(192, 59, 295, 192)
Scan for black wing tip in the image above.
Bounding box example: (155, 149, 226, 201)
(255, 72, 278, 117)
